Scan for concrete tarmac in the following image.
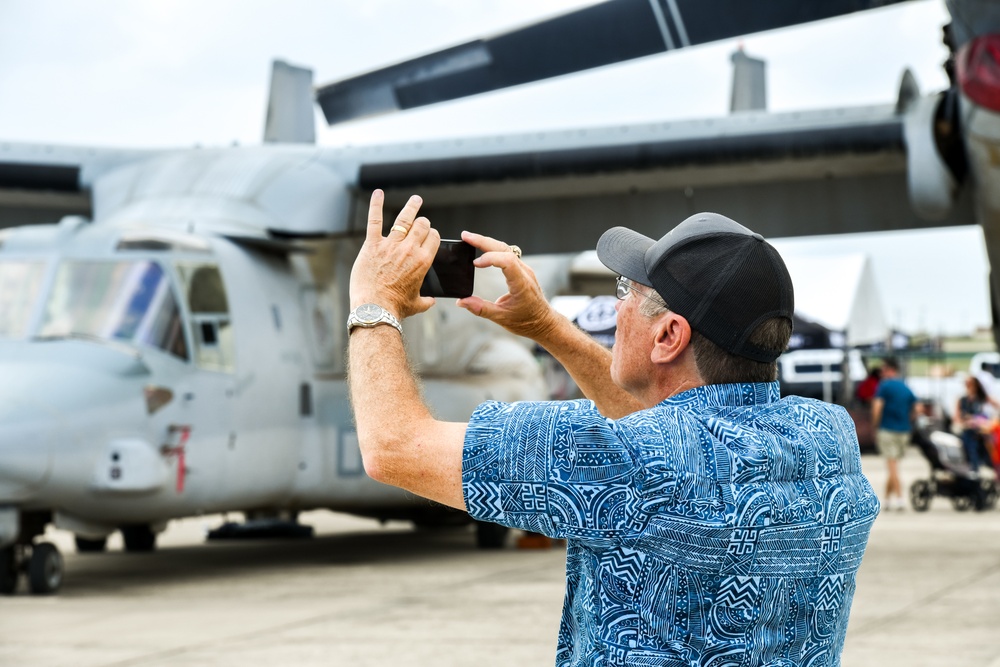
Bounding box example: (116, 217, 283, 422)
(1, 454, 999, 666)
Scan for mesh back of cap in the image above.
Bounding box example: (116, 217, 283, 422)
(650, 233, 793, 361)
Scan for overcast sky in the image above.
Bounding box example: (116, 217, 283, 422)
(0, 0, 989, 336)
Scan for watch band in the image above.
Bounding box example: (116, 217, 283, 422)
(347, 303, 403, 335)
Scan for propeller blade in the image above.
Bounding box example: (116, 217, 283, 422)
(316, 0, 913, 124)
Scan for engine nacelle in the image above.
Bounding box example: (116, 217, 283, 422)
(903, 92, 961, 221)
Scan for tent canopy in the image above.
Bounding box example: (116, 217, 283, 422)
(777, 252, 888, 347)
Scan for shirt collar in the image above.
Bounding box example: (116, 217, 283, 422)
(660, 381, 780, 410)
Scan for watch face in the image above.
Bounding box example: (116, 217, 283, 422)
(356, 303, 383, 324)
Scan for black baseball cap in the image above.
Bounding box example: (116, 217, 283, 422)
(596, 212, 794, 363)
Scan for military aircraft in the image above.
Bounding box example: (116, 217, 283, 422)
(1, 0, 996, 594)
(0, 64, 571, 593)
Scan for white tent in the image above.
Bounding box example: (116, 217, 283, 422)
(568, 249, 888, 347)
(777, 252, 888, 347)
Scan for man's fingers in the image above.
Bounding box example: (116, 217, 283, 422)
(412, 295, 437, 315)
(457, 295, 495, 320)
(385, 194, 423, 240)
(366, 190, 385, 242)
(461, 230, 516, 254)
(476, 250, 534, 291)
(408, 216, 432, 246)
(424, 226, 441, 249)
(394, 194, 423, 230)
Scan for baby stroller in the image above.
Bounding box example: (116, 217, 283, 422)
(909, 427, 999, 512)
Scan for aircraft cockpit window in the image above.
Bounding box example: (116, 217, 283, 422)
(176, 263, 234, 373)
(38, 260, 188, 359)
(0, 260, 46, 338)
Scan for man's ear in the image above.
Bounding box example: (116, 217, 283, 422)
(650, 312, 692, 364)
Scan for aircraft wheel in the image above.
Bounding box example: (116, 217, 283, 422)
(953, 495, 973, 512)
(28, 542, 63, 595)
(475, 522, 509, 550)
(75, 536, 108, 553)
(412, 514, 468, 531)
(412, 521, 450, 532)
(0, 546, 18, 595)
(121, 525, 156, 552)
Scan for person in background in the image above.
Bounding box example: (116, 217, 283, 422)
(955, 375, 1000, 474)
(871, 357, 917, 511)
(855, 365, 882, 406)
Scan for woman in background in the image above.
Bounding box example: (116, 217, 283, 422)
(956, 375, 1000, 473)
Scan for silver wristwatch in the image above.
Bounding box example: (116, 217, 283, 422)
(347, 303, 403, 335)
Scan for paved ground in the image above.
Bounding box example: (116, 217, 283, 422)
(1, 453, 999, 666)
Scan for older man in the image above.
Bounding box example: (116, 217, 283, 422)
(348, 190, 878, 667)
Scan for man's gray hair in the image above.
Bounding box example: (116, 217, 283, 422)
(637, 287, 788, 384)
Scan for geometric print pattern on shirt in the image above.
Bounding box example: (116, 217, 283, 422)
(463, 382, 880, 667)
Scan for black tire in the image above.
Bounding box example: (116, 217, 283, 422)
(980, 480, 998, 510)
(412, 521, 452, 532)
(412, 514, 469, 532)
(121, 525, 156, 552)
(0, 546, 18, 595)
(475, 522, 509, 550)
(75, 536, 108, 553)
(909, 480, 933, 512)
(28, 542, 62, 595)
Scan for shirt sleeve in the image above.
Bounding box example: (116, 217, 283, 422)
(462, 399, 646, 541)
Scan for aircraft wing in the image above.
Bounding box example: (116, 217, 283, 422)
(0, 142, 153, 227)
(338, 97, 971, 254)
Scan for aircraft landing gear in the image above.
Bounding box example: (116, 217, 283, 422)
(28, 543, 63, 594)
(121, 524, 157, 552)
(0, 546, 17, 595)
(0, 542, 64, 595)
(475, 522, 509, 549)
(75, 535, 108, 553)
(206, 511, 314, 540)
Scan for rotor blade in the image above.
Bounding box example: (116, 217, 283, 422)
(316, 0, 914, 124)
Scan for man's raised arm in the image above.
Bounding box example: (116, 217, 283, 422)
(347, 191, 467, 510)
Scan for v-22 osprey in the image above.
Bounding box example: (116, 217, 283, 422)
(0, 108, 560, 595)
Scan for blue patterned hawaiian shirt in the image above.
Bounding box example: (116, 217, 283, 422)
(463, 382, 879, 667)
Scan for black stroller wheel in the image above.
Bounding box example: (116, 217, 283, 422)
(910, 480, 933, 512)
(953, 495, 973, 512)
(978, 479, 998, 511)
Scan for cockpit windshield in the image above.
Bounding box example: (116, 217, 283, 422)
(38, 260, 188, 359)
(0, 260, 46, 339)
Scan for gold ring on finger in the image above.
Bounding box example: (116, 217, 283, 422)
(508, 244, 522, 258)
(391, 224, 409, 236)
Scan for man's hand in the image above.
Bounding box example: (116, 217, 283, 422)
(350, 190, 440, 319)
(457, 231, 560, 341)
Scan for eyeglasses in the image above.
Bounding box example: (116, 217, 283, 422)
(615, 276, 661, 305)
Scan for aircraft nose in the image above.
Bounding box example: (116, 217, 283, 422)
(0, 340, 153, 502)
(0, 395, 56, 500)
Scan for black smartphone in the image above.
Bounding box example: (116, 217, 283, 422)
(420, 239, 476, 298)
